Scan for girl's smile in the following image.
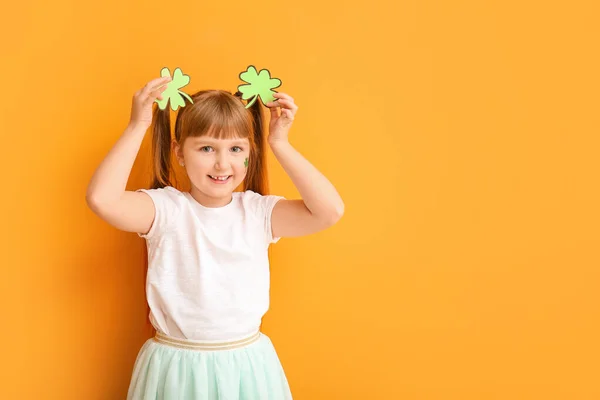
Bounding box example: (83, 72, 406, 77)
(208, 175, 232, 184)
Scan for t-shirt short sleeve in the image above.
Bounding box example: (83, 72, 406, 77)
(243, 190, 285, 245)
(136, 186, 182, 240)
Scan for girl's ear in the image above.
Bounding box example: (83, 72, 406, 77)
(171, 139, 183, 165)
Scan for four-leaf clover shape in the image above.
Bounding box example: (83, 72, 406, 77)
(237, 66, 282, 109)
(155, 67, 194, 111)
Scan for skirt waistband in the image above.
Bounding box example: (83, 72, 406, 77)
(153, 330, 261, 351)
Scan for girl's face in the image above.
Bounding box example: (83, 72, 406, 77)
(174, 135, 250, 207)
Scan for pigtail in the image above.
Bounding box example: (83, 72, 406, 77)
(150, 106, 173, 189)
(235, 91, 269, 195)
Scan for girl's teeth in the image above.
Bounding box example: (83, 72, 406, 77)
(210, 175, 229, 181)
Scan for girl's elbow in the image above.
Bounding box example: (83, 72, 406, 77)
(327, 202, 345, 226)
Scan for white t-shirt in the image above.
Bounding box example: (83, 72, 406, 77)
(136, 186, 284, 341)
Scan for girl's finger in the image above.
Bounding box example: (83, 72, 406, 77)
(151, 76, 172, 88)
(273, 92, 294, 102)
(282, 108, 294, 120)
(268, 99, 297, 110)
(269, 104, 280, 119)
(143, 76, 172, 94)
(148, 85, 168, 100)
(144, 89, 166, 105)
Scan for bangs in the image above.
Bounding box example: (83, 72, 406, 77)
(203, 122, 247, 140)
(175, 90, 253, 142)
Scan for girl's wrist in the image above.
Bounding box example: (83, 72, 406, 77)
(126, 121, 151, 134)
(268, 138, 290, 149)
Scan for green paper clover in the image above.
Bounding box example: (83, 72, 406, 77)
(237, 65, 282, 109)
(155, 67, 194, 111)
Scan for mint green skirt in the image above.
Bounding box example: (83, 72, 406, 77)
(127, 331, 293, 399)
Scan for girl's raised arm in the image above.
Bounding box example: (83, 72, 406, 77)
(86, 76, 170, 234)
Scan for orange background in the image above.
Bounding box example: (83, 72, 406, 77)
(2, 0, 599, 399)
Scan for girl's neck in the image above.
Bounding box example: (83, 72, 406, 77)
(189, 186, 233, 209)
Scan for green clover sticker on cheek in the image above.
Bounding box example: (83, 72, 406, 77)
(244, 157, 249, 168)
(155, 67, 194, 111)
(237, 65, 282, 109)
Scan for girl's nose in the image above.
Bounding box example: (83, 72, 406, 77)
(215, 153, 228, 169)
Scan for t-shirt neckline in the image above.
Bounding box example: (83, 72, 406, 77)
(184, 191, 239, 212)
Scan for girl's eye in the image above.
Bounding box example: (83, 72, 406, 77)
(200, 146, 213, 152)
(231, 146, 243, 153)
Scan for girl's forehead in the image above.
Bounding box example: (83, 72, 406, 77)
(188, 136, 249, 145)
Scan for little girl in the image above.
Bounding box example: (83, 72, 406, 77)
(86, 73, 344, 399)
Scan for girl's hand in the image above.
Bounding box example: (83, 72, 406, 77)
(266, 92, 298, 144)
(129, 76, 172, 129)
